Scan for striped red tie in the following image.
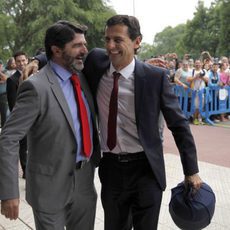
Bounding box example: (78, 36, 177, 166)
(71, 73, 91, 157)
(107, 72, 120, 150)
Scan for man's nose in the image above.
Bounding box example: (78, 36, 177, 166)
(82, 45, 88, 53)
(106, 40, 116, 49)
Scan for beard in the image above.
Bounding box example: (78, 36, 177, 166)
(62, 51, 85, 73)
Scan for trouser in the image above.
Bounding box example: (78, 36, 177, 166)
(19, 136, 27, 174)
(33, 161, 97, 230)
(99, 152, 163, 230)
(0, 94, 8, 127)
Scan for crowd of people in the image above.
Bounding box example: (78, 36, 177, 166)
(146, 51, 230, 125)
(1, 49, 230, 128)
(0, 15, 221, 230)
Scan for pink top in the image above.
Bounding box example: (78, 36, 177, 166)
(219, 72, 230, 85)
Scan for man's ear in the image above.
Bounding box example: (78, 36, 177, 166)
(134, 35, 142, 51)
(51, 46, 62, 57)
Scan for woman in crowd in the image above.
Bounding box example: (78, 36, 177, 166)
(219, 62, 230, 121)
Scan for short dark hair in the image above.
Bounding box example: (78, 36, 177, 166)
(45, 20, 88, 60)
(6, 57, 15, 70)
(13, 51, 28, 60)
(106, 15, 142, 41)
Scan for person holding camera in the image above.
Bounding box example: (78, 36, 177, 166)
(187, 59, 209, 125)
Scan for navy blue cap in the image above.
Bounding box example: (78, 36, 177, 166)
(169, 182, 215, 230)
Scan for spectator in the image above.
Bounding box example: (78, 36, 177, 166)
(187, 59, 209, 125)
(203, 62, 212, 72)
(188, 58, 194, 71)
(4, 57, 16, 77)
(208, 62, 220, 87)
(219, 62, 230, 87)
(219, 62, 230, 121)
(220, 56, 229, 73)
(208, 62, 221, 123)
(174, 60, 191, 89)
(0, 60, 8, 128)
(167, 60, 176, 83)
(174, 60, 193, 120)
(6, 51, 29, 178)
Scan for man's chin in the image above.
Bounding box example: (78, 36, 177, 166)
(71, 64, 84, 72)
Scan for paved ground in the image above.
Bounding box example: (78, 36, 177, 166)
(0, 121, 230, 229)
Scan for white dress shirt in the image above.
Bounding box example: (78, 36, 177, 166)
(96, 59, 143, 154)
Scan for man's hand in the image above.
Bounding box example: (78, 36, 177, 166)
(184, 173, 203, 191)
(1, 199, 20, 220)
(22, 59, 39, 80)
(146, 58, 167, 68)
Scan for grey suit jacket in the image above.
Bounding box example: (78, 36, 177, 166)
(0, 63, 101, 213)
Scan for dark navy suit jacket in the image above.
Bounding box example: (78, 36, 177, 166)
(6, 70, 21, 111)
(83, 48, 199, 190)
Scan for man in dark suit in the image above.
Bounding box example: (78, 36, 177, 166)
(6, 51, 29, 178)
(0, 21, 100, 230)
(83, 15, 203, 230)
(0, 60, 8, 128)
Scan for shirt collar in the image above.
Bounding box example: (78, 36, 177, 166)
(50, 60, 72, 81)
(108, 58, 135, 79)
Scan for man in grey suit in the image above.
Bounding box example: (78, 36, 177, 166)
(0, 20, 100, 230)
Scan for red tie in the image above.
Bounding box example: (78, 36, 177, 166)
(71, 73, 92, 157)
(107, 72, 120, 150)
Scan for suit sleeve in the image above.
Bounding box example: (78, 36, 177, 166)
(160, 72, 199, 176)
(0, 80, 40, 200)
(34, 53, 47, 70)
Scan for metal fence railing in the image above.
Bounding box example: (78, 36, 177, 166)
(174, 85, 230, 125)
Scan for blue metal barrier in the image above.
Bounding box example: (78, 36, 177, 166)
(174, 85, 230, 125)
(202, 86, 230, 124)
(174, 85, 196, 119)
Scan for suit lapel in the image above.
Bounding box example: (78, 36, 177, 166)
(134, 60, 146, 127)
(45, 64, 76, 136)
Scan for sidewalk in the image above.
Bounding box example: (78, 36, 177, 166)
(1, 123, 230, 229)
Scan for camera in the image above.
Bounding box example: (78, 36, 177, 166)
(211, 78, 218, 84)
(199, 71, 206, 78)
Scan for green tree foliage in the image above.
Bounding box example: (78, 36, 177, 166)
(73, 0, 116, 50)
(205, 1, 221, 57)
(137, 24, 186, 60)
(0, 0, 115, 61)
(218, 0, 230, 56)
(137, 42, 156, 61)
(154, 25, 186, 57)
(183, 1, 213, 58)
(139, 0, 230, 60)
(1, 0, 229, 62)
